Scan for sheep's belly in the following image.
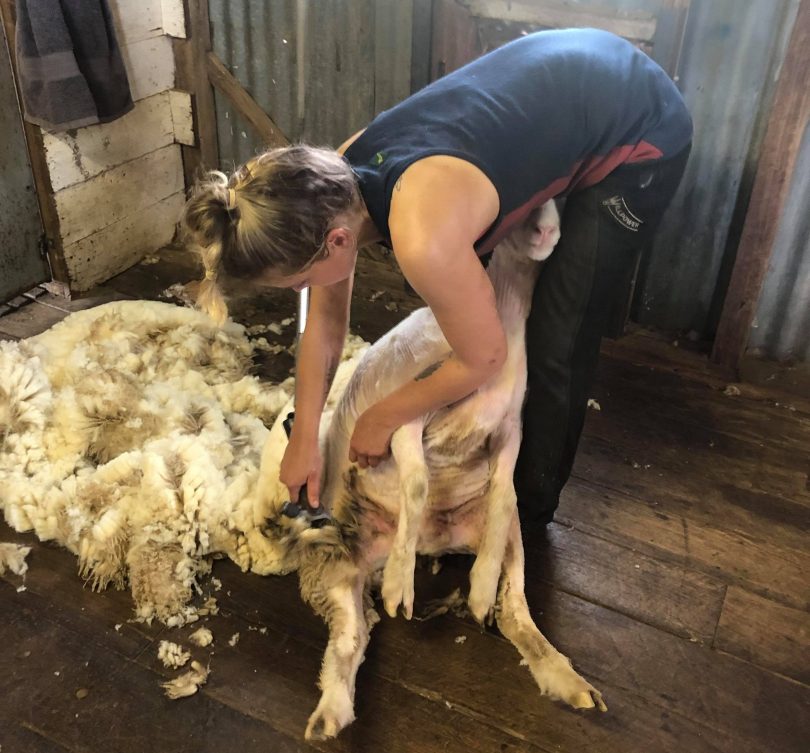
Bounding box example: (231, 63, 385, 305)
(418, 493, 489, 555)
(357, 491, 489, 570)
(348, 428, 493, 568)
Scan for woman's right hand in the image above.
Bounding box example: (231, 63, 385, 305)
(279, 434, 323, 509)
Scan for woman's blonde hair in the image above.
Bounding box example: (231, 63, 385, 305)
(181, 144, 360, 323)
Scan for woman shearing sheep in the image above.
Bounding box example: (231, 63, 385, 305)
(182, 27, 692, 530)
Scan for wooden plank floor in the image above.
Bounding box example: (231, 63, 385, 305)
(1, 247, 808, 753)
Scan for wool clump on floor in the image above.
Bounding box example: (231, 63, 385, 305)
(0, 300, 368, 625)
(189, 627, 214, 647)
(158, 640, 191, 668)
(0, 542, 31, 576)
(161, 660, 209, 699)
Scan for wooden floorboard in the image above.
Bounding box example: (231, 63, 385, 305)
(715, 585, 810, 684)
(0, 723, 75, 753)
(580, 414, 810, 525)
(531, 523, 726, 642)
(133, 603, 552, 753)
(210, 560, 738, 753)
(581, 375, 810, 521)
(519, 576, 810, 753)
(0, 300, 74, 340)
(557, 478, 809, 611)
(595, 354, 810, 445)
(1, 247, 808, 751)
(212, 553, 810, 753)
(0, 525, 164, 658)
(0, 589, 310, 753)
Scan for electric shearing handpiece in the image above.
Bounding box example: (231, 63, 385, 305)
(279, 412, 333, 528)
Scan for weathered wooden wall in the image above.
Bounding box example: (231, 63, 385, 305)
(208, 0, 414, 167)
(35, 0, 194, 292)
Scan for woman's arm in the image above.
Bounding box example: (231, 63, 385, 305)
(281, 274, 353, 504)
(349, 155, 504, 467)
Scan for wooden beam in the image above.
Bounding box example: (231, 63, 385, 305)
(205, 51, 289, 148)
(176, 0, 218, 178)
(651, 0, 691, 77)
(461, 0, 657, 42)
(172, 41, 199, 187)
(0, 0, 70, 286)
(410, 0, 433, 93)
(430, 0, 479, 80)
(374, 0, 414, 114)
(172, 0, 218, 187)
(711, 0, 810, 372)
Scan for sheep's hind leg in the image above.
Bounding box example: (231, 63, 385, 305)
(496, 512, 607, 712)
(305, 568, 376, 740)
(381, 419, 428, 619)
(468, 424, 521, 623)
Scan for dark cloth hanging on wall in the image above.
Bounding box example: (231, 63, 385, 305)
(15, 0, 133, 132)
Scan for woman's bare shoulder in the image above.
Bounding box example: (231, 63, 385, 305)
(389, 156, 499, 251)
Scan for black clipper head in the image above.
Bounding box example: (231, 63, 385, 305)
(279, 411, 335, 528)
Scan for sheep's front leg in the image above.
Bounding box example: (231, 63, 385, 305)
(381, 419, 428, 619)
(496, 511, 607, 712)
(305, 569, 376, 740)
(468, 421, 521, 622)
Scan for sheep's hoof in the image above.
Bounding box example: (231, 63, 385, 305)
(572, 689, 608, 712)
(467, 562, 499, 624)
(305, 698, 355, 740)
(536, 654, 608, 713)
(467, 593, 496, 625)
(381, 552, 415, 619)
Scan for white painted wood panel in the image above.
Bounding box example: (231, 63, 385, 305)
(109, 0, 164, 45)
(169, 90, 195, 146)
(64, 191, 185, 291)
(161, 0, 187, 38)
(55, 145, 184, 247)
(43, 93, 176, 192)
(120, 35, 176, 102)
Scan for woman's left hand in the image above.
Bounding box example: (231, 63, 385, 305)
(349, 405, 396, 469)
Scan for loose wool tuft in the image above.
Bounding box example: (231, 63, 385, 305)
(0, 301, 365, 625)
(0, 542, 31, 576)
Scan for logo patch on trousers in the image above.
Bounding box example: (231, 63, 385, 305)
(602, 195, 643, 232)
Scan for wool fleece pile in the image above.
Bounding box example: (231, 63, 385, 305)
(0, 300, 365, 626)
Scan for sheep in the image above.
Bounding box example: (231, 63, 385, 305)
(259, 201, 606, 740)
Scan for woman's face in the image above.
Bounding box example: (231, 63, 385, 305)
(258, 226, 358, 291)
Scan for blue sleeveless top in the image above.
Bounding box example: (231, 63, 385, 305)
(344, 28, 692, 254)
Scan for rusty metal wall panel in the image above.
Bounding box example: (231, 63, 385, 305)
(632, 0, 798, 337)
(0, 28, 47, 302)
(208, 0, 383, 168)
(748, 123, 810, 362)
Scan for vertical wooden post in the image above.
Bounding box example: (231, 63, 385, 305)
(652, 0, 691, 78)
(174, 0, 219, 188)
(410, 0, 434, 93)
(0, 0, 70, 287)
(430, 0, 479, 81)
(711, 0, 810, 372)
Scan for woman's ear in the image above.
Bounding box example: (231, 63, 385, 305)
(325, 226, 353, 253)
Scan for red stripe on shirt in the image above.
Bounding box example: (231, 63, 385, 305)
(475, 140, 663, 254)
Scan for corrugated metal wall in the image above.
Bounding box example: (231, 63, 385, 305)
(633, 0, 800, 338)
(208, 0, 411, 168)
(207, 0, 808, 360)
(749, 121, 810, 362)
